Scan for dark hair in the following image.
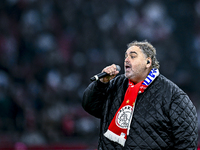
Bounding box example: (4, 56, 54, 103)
(127, 40, 160, 69)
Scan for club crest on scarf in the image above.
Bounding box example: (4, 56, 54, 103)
(104, 68, 159, 146)
(115, 105, 133, 129)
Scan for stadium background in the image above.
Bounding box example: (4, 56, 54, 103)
(0, 0, 200, 149)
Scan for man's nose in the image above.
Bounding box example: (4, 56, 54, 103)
(125, 56, 129, 62)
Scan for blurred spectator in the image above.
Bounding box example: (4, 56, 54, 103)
(14, 142, 27, 150)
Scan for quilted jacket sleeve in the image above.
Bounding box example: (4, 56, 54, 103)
(82, 80, 109, 118)
(169, 93, 198, 150)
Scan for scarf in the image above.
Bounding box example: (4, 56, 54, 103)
(104, 68, 159, 146)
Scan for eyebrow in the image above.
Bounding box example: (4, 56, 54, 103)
(125, 51, 138, 55)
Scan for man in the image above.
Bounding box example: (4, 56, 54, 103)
(82, 41, 198, 149)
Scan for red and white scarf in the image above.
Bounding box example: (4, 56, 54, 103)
(104, 68, 159, 146)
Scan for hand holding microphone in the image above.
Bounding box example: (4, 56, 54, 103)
(90, 64, 121, 83)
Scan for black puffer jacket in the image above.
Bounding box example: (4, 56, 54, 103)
(82, 74, 198, 150)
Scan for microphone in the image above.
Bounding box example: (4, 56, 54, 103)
(90, 65, 121, 81)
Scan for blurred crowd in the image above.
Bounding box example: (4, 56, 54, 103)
(0, 0, 200, 149)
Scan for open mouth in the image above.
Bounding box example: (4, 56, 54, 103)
(125, 64, 131, 71)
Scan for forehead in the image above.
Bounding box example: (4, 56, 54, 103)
(125, 46, 143, 55)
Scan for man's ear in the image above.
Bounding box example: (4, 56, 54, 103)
(146, 58, 152, 68)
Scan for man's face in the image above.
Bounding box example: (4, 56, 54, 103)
(124, 46, 148, 83)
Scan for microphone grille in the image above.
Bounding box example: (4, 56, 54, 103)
(116, 65, 121, 72)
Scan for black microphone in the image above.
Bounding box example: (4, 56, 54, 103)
(90, 65, 121, 81)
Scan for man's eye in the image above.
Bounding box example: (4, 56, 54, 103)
(125, 55, 135, 59)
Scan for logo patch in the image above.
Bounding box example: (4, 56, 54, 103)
(115, 105, 132, 129)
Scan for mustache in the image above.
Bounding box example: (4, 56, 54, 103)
(125, 62, 131, 66)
